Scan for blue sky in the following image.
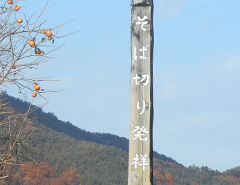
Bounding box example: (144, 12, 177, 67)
(5, 0, 240, 172)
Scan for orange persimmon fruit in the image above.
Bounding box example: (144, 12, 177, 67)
(34, 85, 40, 90)
(36, 49, 41, 55)
(14, 6, 20, 11)
(33, 83, 38, 88)
(45, 30, 52, 37)
(17, 18, 23, 23)
(32, 92, 37, 97)
(29, 40, 35, 47)
(43, 29, 48, 34)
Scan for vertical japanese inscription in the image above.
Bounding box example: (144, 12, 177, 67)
(128, 1, 154, 185)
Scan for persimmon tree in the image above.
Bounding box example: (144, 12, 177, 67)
(0, 0, 81, 179)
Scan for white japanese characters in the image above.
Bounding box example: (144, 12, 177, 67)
(132, 126, 149, 141)
(139, 46, 148, 60)
(136, 16, 148, 31)
(132, 74, 149, 86)
(131, 13, 150, 172)
(137, 100, 145, 115)
(131, 154, 149, 171)
(133, 46, 148, 60)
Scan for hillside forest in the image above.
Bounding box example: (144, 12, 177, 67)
(0, 93, 240, 185)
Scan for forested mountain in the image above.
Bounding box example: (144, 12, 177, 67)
(1, 93, 240, 185)
(2, 93, 176, 164)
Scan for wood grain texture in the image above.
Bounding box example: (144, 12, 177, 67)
(128, 2, 154, 185)
(131, 0, 153, 6)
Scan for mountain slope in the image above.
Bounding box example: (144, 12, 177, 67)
(28, 124, 129, 185)
(3, 92, 176, 164)
(2, 92, 240, 185)
(19, 120, 240, 185)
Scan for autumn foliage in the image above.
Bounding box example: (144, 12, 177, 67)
(1, 161, 82, 185)
(225, 176, 240, 184)
(154, 169, 175, 185)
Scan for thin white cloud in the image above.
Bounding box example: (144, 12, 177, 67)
(197, 54, 240, 78)
(219, 56, 240, 72)
(155, 0, 190, 22)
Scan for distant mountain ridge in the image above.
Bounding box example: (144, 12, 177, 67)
(2, 92, 240, 185)
(3, 92, 177, 164)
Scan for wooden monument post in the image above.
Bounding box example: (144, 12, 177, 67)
(128, 0, 154, 184)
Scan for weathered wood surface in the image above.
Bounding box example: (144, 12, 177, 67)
(131, 0, 153, 6)
(128, 0, 154, 184)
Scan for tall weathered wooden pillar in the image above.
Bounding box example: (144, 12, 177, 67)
(128, 0, 154, 184)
